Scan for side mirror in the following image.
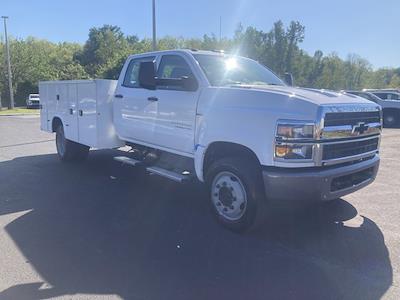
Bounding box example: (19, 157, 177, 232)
(138, 61, 156, 90)
(284, 73, 294, 87)
(181, 76, 198, 91)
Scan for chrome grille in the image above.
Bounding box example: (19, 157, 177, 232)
(322, 137, 379, 160)
(324, 111, 381, 127)
(318, 105, 381, 166)
(321, 110, 381, 140)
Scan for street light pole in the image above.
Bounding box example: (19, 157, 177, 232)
(219, 16, 222, 44)
(152, 0, 157, 51)
(2, 16, 14, 109)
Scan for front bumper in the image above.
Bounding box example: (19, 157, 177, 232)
(27, 102, 40, 108)
(262, 155, 380, 203)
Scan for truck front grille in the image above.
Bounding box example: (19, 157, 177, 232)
(318, 107, 381, 166)
(322, 137, 379, 160)
(324, 111, 381, 126)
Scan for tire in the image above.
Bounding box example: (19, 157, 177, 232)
(55, 124, 89, 162)
(383, 111, 398, 128)
(205, 157, 267, 233)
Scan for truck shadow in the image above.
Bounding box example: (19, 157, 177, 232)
(0, 150, 393, 300)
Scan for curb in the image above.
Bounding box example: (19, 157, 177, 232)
(0, 113, 40, 117)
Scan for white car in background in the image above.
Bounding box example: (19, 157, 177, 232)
(26, 93, 40, 109)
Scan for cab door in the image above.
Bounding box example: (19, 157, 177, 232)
(152, 54, 200, 154)
(113, 55, 157, 144)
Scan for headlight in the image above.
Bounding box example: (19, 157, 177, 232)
(276, 122, 315, 140)
(275, 121, 316, 161)
(275, 144, 313, 160)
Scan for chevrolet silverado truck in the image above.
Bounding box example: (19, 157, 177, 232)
(39, 49, 382, 232)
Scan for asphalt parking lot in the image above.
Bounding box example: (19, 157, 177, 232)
(0, 115, 399, 300)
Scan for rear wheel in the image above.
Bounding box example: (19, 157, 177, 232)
(56, 125, 89, 162)
(206, 157, 267, 233)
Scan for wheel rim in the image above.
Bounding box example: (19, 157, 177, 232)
(211, 171, 247, 221)
(56, 127, 66, 157)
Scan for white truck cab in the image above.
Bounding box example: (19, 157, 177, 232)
(40, 49, 382, 232)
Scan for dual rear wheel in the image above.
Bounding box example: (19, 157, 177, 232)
(55, 125, 89, 162)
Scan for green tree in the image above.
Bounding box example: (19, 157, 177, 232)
(75, 25, 134, 79)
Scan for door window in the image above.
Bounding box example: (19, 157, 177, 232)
(374, 93, 388, 100)
(157, 55, 196, 90)
(123, 56, 155, 88)
(388, 93, 400, 100)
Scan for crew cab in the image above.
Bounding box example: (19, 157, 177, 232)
(39, 50, 382, 232)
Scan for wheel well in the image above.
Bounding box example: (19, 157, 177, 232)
(203, 142, 261, 176)
(51, 117, 62, 132)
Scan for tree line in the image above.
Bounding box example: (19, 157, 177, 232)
(1, 21, 399, 107)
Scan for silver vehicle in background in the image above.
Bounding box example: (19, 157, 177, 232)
(345, 90, 400, 127)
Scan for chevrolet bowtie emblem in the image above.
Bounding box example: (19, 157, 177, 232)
(352, 122, 369, 135)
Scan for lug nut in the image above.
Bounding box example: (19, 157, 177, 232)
(217, 202, 222, 206)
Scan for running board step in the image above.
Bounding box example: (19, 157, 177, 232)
(114, 156, 143, 167)
(146, 166, 193, 183)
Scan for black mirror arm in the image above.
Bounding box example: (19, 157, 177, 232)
(284, 72, 294, 87)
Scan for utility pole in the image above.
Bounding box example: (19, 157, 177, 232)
(152, 0, 157, 51)
(2, 16, 14, 109)
(219, 16, 222, 44)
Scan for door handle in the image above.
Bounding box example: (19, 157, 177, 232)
(69, 108, 73, 115)
(115, 94, 124, 98)
(79, 110, 83, 116)
(147, 97, 158, 102)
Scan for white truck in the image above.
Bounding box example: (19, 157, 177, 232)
(39, 49, 382, 232)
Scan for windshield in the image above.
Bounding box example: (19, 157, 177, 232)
(194, 54, 285, 87)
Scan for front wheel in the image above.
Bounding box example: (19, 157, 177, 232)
(56, 125, 89, 162)
(206, 157, 267, 233)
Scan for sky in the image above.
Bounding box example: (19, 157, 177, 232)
(1, 0, 399, 69)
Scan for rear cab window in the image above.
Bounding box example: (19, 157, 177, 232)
(123, 56, 155, 88)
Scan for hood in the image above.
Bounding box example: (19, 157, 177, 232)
(231, 85, 373, 106)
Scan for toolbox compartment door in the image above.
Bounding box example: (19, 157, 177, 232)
(77, 82, 97, 147)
